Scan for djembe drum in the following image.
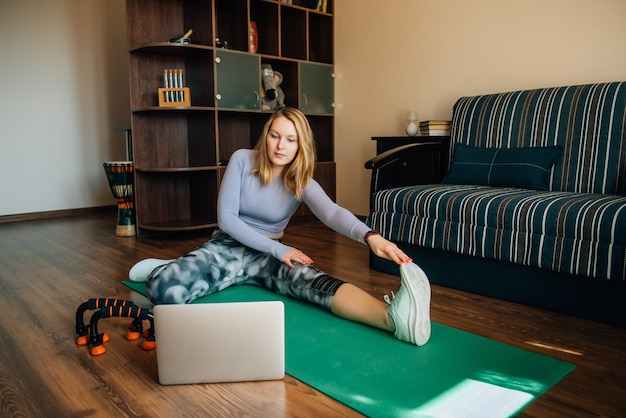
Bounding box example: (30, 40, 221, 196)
(103, 162, 136, 237)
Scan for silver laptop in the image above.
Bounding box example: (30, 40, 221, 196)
(153, 301, 285, 385)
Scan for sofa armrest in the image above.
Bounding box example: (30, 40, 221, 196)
(364, 142, 449, 194)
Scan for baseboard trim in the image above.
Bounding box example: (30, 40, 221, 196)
(0, 206, 116, 224)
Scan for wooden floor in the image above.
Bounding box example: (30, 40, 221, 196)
(0, 209, 625, 417)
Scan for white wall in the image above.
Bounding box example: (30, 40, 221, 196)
(335, 0, 626, 215)
(0, 0, 129, 216)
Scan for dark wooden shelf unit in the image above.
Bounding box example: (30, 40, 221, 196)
(127, 0, 335, 235)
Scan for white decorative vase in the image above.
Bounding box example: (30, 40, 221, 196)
(406, 110, 418, 136)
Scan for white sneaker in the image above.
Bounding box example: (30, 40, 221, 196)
(385, 262, 431, 346)
(128, 258, 171, 282)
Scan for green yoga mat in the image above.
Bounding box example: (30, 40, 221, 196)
(123, 281, 574, 417)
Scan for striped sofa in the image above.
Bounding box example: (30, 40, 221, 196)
(366, 82, 626, 327)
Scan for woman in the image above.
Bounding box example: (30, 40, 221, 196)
(130, 107, 431, 346)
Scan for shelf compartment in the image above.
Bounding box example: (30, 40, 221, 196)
(137, 166, 216, 173)
(129, 51, 214, 108)
(132, 111, 217, 168)
(295, 161, 336, 216)
(308, 115, 334, 162)
(126, 0, 213, 49)
(250, 1, 279, 55)
(217, 112, 269, 163)
(139, 219, 218, 232)
(261, 58, 298, 109)
(214, 0, 248, 51)
(280, 7, 307, 60)
(308, 12, 333, 63)
(313, 161, 336, 200)
(135, 170, 218, 232)
(215, 112, 334, 164)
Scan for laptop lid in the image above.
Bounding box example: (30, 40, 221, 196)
(153, 301, 285, 385)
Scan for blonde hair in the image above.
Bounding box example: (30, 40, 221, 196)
(253, 107, 316, 200)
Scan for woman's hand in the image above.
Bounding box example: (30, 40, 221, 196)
(282, 248, 314, 268)
(366, 234, 412, 265)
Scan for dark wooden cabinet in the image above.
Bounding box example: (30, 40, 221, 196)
(126, 0, 335, 235)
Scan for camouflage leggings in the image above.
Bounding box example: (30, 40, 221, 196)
(146, 230, 344, 310)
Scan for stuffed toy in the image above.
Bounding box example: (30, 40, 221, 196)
(261, 64, 285, 110)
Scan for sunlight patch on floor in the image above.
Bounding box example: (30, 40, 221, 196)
(417, 377, 535, 418)
(526, 341, 583, 356)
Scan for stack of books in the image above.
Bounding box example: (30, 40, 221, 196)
(419, 120, 451, 136)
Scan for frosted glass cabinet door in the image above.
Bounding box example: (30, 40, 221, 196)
(300, 63, 334, 115)
(215, 50, 260, 110)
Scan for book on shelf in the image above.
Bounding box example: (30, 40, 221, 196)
(420, 128, 450, 136)
(419, 120, 451, 127)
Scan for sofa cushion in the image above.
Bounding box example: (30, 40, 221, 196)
(367, 184, 626, 281)
(449, 82, 626, 195)
(442, 144, 561, 190)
